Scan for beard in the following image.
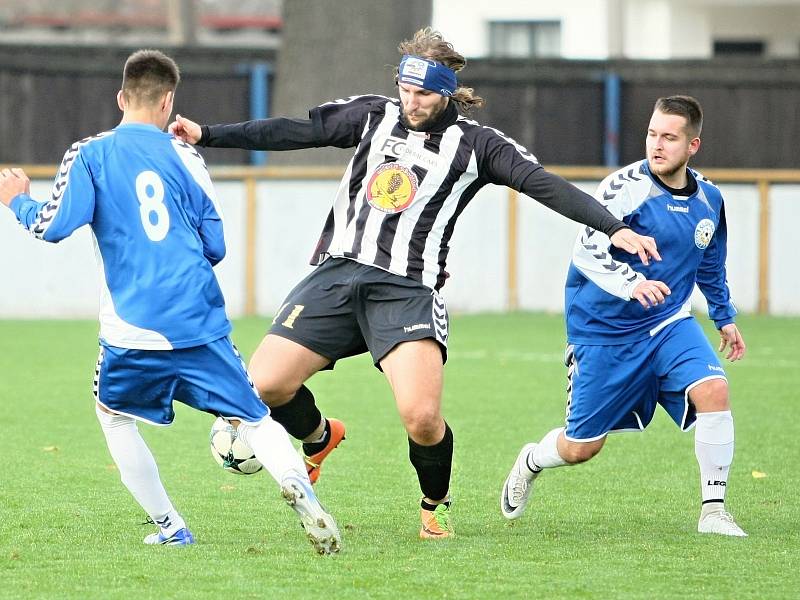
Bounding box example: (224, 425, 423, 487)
(400, 98, 449, 131)
(648, 156, 688, 180)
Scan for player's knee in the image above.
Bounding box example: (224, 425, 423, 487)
(402, 409, 443, 445)
(95, 403, 135, 429)
(560, 440, 603, 464)
(691, 378, 730, 412)
(248, 371, 298, 406)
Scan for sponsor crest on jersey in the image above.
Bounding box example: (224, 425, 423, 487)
(694, 218, 715, 249)
(366, 163, 418, 214)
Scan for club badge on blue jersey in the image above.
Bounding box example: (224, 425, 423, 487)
(694, 218, 715, 249)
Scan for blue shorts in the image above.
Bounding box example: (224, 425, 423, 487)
(94, 336, 267, 426)
(564, 317, 726, 442)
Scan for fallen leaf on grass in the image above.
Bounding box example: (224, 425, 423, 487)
(752, 470, 767, 478)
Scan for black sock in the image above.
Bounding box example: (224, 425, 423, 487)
(302, 419, 331, 456)
(267, 385, 322, 440)
(420, 499, 451, 511)
(409, 423, 453, 502)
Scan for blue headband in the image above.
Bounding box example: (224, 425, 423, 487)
(398, 54, 457, 97)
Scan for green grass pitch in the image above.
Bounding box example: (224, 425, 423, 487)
(1, 313, 798, 599)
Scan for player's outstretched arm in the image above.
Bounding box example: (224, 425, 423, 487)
(718, 323, 746, 361)
(168, 114, 202, 144)
(609, 228, 661, 267)
(0, 168, 30, 207)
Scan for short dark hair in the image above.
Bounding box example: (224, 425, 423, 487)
(654, 95, 703, 137)
(121, 49, 180, 107)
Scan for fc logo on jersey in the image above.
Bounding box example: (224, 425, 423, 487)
(366, 163, 418, 214)
(694, 218, 715, 249)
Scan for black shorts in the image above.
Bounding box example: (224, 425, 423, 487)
(269, 257, 449, 368)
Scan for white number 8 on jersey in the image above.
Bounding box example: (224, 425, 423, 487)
(136, 170, 170, 241)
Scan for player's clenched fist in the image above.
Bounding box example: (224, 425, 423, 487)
(168, 114, 202, 145)
(0, 167, 30, 206)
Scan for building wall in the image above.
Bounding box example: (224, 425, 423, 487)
(433, 0, 800, 59)
(709, 5, 800, 57)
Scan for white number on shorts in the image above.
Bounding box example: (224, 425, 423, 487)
(136, 170, 169, 241)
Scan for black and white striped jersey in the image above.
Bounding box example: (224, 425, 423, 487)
(203, 94, 625, 291)
(307, 95, 623, 290)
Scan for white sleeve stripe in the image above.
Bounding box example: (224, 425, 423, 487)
(572, 162, 648, 299)
(30, 131, 114, 239)
(170, 139, 223, 221)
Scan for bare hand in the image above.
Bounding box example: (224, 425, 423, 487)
(0, 167, 30, 206)
(610, 228, 661, 266)
(718, 323, 746, 361)
(631, 279, 671, 309)
(168, 114, 202, 144)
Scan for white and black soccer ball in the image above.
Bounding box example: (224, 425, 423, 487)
(209, 417, 263, 475)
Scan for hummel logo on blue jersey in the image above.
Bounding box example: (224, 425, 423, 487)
(667, 204, 689, 213)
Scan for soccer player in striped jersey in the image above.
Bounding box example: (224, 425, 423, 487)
(0, 50, 341, 554)
(170, 28, 659, 540)
(501, 96, 748, 537)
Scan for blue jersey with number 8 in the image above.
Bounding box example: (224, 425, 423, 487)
(9, 123, 230, 349)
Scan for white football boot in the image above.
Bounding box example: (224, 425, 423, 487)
(500, 443, 540, 520)
(698, 508, 748, 537)
(143, 527, 195, 546)
(281, 473, 342, 554)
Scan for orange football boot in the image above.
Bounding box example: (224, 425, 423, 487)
(419, 503, 454, 539)
(303, 418, 346, 485)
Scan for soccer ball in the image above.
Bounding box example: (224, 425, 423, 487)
(209, 417, 263, 475)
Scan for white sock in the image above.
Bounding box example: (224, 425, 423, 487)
(694, 410, 734, 506)
(529, 427, 569, 471)
(95, 405, 185, 535)
(236, 416, 309, 485)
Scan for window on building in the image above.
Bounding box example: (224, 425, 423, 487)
(489, 21, 561, 58)
(713, 40, 765, 57)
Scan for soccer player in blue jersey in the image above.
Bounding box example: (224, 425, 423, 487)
(501, 95, 747, 537)
(0, 50, 341, 554)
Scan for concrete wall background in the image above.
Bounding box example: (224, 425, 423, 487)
(2, 176, 796, 319)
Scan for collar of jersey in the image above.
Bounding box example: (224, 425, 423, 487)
(644, 160, 699, 199)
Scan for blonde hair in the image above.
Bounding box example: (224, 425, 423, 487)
(398, 28, 484, 112)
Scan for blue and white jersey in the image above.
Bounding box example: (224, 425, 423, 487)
(565, 160, 736, 345)
(9, 123, 231, 350)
